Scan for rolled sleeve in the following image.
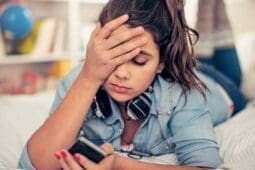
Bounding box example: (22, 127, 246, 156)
(18, 143, 36, 169)
(169, 90, 222, 168)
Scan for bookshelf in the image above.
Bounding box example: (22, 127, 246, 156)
(35, 0, 108, 4)
(0, 0, 107, 94)
(0, 53, 76, 65)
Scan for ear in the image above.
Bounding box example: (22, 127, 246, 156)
(156, 63, 165, 73)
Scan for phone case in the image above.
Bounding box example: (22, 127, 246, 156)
(69, 136, 107, 163)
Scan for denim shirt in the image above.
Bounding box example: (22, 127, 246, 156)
(19, 64, 228, 169)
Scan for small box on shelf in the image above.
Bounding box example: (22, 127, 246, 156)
(0, 59, 72, 95)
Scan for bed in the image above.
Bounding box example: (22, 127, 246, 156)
(0, 89, 255, 170)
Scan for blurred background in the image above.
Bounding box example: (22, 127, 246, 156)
(0, 0, 254, 97)
(0, 0, 254, 169)
(0, 0, 107, 95)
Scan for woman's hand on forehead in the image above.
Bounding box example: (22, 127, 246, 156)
(81, 14, 148, 85)
(96, 14, 129, 39)
(110, 24, 130, 36)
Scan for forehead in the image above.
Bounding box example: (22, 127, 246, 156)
(113, 25, 157, 44)
(142, 31, 159, 51)
(111, 24, 155, 40)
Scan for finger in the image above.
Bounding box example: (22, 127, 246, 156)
(113, 48, 141, 66)
(55, 151, 71, 170)
(98, 14, 129, 39)
(105, 26, 144, 50)
(75, 153, 97, 169)
(110, 35, 147, 57)
(111, 24, 128, 36)
(60, 150, 83, 170)
(100, 154, 115, 168)
(59, 158, 71, 170)
(101, 143, 114, 155)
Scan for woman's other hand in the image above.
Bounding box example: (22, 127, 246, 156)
(55, 143, 115, 170)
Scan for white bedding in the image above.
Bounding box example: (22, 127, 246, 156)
(215, 103, 255, 170)
(0, 91, 54, 169)
(0, 91, 255, 170)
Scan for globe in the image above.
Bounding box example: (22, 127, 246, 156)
(0, 4, 34, 40)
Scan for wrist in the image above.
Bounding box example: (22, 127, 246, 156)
(78, 71, 102, 88)
(113, 155, 129, 170)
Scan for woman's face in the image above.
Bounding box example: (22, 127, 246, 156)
(104, 29, 164, 104)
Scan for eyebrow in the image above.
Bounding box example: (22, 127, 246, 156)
(140, 50, 153, 57)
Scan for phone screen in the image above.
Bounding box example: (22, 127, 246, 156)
(69, 136, 107, 163)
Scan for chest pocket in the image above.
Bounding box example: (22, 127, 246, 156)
(81, 118, 115, 145)
(150, 138, 174, 155)
(149, 113, 173, 155)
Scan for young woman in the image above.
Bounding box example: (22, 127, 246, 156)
(19, 0, 246, 169)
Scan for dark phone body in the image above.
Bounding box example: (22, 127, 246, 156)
(69, 136, 107, 163)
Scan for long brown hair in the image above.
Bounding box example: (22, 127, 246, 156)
(99, 0, 207, 97)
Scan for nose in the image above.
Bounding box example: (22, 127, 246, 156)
(113, 64, 130, 80)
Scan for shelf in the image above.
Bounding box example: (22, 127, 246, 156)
(79, 0, 108, 4)
(32, 0, 68, 2)
(0, 52, 82, 65)
(34, 0, 108, 4)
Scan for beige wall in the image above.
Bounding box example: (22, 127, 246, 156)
(226, 1, 255, 36)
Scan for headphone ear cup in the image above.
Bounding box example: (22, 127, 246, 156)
(95, 89, 112, 118)
(127, 90, 152, 120)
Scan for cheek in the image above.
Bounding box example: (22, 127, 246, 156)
(138, 62, 160, 77)
(132, 68, 158, 88)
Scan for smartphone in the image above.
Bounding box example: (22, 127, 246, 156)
(69, 136, 107, 163)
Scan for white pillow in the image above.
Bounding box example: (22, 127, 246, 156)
(215, 103, 255, 170)
(0, 91, 54, 169)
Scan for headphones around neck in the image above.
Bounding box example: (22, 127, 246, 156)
(91, 87, 153, 120)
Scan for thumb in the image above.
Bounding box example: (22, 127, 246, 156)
(101, 143, 114, 155)
(99, 143, 115, 168)
(99, 152, 115, 169)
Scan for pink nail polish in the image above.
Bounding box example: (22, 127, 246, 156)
(74, 155, 80, 161)
(54, 152, 60, 160)
(60, 151, 67, 158)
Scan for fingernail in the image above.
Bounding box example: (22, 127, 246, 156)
(60, 151, 67, 158)
(54, 152, 61, 160)
(74, 154, 80, 161)
(123, 14, 129, 19)
(136, 26, 144, 32)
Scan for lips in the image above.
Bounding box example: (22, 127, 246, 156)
(110, 83, 131, 93)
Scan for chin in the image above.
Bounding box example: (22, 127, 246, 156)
(108, 93, 132, 103)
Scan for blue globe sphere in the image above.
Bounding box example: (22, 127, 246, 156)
(0, 4, 34, 40)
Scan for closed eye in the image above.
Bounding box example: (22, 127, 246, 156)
(132, 55, 147, 66)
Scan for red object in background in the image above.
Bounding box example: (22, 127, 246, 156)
(0, 77, 11, 94)
(11, 86, 23, 94)
(22, 71, 38, 94)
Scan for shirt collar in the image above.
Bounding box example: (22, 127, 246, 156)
(102, 75, 182, 123)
